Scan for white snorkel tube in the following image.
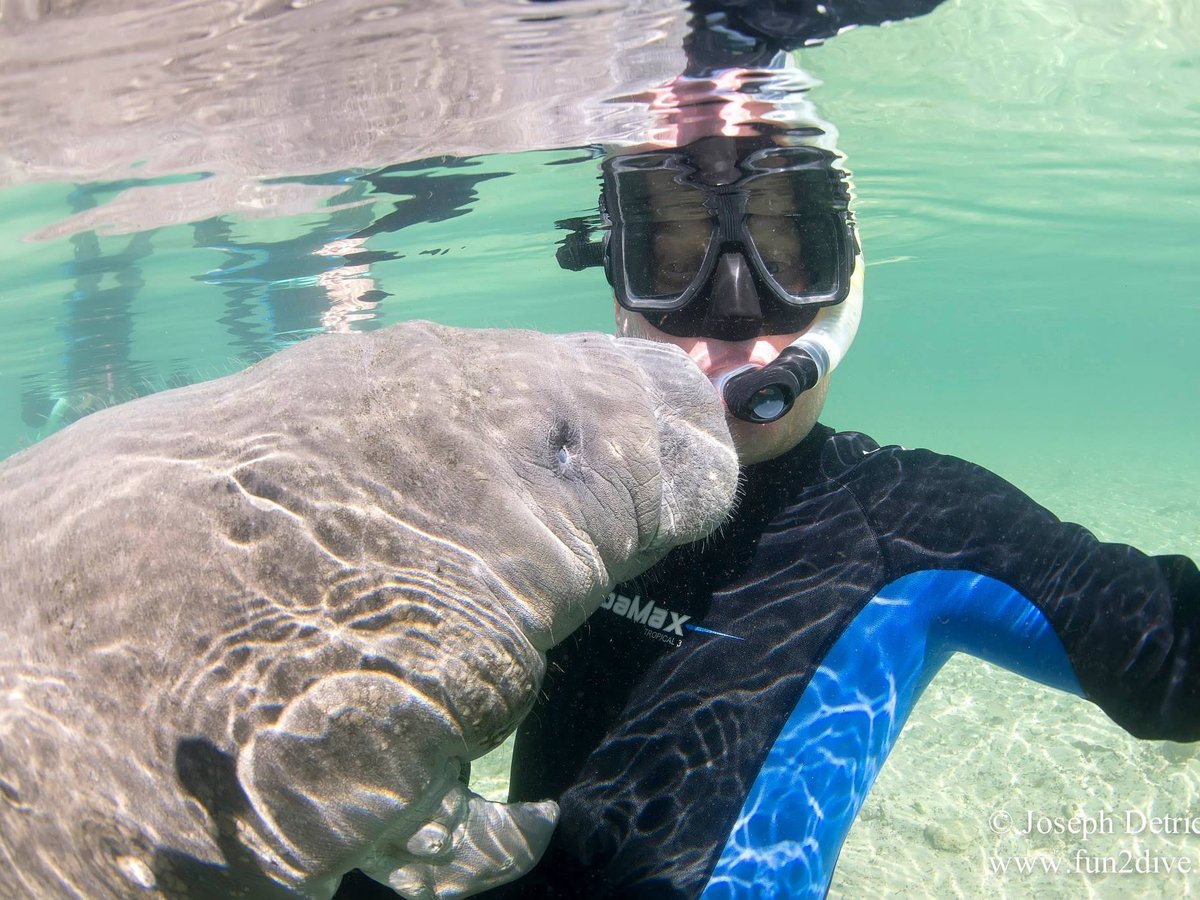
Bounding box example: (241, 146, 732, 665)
(714, 252, 863, 423)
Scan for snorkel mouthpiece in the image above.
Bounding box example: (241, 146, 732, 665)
(719, 346, 822, 423)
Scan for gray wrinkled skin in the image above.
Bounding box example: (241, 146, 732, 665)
(0, 322, 738, 899)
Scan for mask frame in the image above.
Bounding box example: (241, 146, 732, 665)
(602, 145, 857, 321)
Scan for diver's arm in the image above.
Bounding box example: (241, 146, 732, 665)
(922, 532, 1200, 741)
(1018, 536, 1200, 741)
(709, 540, 1200, 899)
(837, 442, 1200, 741)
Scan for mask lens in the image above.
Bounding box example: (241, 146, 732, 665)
(624, 220, 712, 298)
(744, 169, 845, 300)
(745, 215, 808, 293)
(610, 163, 715, 308)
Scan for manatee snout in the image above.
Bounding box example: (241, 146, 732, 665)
(617, 337, 740, 551)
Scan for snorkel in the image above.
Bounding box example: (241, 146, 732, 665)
(715, 251, 862, 423)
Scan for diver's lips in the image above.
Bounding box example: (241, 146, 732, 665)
(619, 311, 789, 383)
(689, 340, 782, 378)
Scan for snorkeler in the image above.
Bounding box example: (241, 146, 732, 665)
(471, 5, 1198, 898)
(334, 2, 1197, 898)
(485, 126, 1199, 898)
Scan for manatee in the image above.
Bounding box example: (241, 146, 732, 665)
(0, 322, 738, 899)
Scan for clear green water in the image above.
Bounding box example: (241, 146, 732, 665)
(1, 0, 1198, 895)
(808, 1, 1199, 494)
(0, 151, 615, 452)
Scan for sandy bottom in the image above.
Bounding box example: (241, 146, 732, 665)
(833, 656, 1200, 898)
(474, 446, 1200, 897)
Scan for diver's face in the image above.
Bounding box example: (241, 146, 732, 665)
(637, 185, 817, 343)
(616, 304, 827, 465)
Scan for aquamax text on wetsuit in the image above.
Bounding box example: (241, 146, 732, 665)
(490, 425, 1200, 900)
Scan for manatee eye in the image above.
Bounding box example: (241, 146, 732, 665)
(549, 419, 582, 478)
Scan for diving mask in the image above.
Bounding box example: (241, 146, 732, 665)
(601, 142, 856, 339)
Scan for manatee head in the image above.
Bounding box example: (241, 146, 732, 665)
(0, 321, 738, 899)
(575, 333, 742, 563)
(266, 322, 741, 651)
(473, 329, 741, 644)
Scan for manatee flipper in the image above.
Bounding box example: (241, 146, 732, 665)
(237, 672, 554, 896)
(360, 783, 557, 900)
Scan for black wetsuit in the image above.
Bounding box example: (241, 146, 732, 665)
(482, 425, 1200, 899)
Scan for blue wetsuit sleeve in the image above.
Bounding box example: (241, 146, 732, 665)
(703, 568, 1086, 900)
